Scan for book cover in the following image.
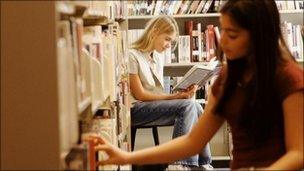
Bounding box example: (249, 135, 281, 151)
(173, 58, 220, 91)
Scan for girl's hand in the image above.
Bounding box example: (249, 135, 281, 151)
(87, 136, 131, 165)
(175, 84, 198, 99)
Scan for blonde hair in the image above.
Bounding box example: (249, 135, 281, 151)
(130, 15, 179, 52)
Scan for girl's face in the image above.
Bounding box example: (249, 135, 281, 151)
(153, 33, 176, 53)
(220, 14, 251, 60)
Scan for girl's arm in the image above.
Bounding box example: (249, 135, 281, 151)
(95, 88, 225, 165)
(130, 74, 196, 101)
(266, 91, 303, 170)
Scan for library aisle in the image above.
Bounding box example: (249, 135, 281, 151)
(1, 0, 303, 171)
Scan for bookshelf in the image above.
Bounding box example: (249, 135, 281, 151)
(128, 13, 221, 19)
(127, 1, 303, 166)
(2, 1, 131, 170)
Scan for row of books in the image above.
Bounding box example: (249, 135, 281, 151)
(275, 0, 304, 11)
(57, 2, 131, 170)
(184, 21, 220, 63)
(59, 1, 128, 20)
(83, 23, 129, 103)
(128, 0, 225, 16)
(129, 23, 303, 64)
(281, 21, 304, 62)
(127, 0, 303, 17)
(65, 109, 130, 170)
(82, 20, 132, 170)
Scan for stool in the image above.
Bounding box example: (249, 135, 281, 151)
(131, 123, 173, 151)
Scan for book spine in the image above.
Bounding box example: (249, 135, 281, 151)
(185, 20, 194, 62)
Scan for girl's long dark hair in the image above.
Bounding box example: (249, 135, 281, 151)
(215, 0, 288, 141)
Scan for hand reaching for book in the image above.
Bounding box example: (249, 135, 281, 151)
(176, 84, 198, 99)
(86, 136, 130, 165)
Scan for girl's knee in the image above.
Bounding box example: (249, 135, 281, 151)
(195, 102, 203, 113)
(179, 99, 196, 108)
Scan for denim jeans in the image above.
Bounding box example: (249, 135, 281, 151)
(131, 99, 212, 166)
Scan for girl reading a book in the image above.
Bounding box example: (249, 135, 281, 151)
(127, 15, 212, 169)
(90, 1, 303, 170)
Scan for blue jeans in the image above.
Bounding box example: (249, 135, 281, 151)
(131, 99, 212, 166)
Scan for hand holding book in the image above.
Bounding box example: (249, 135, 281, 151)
(174, 84, 198, 99)
(85, 135, 129, 166)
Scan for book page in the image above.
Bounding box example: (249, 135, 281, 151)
(173, 58, 220, 91)
(174, 68, 211, 90)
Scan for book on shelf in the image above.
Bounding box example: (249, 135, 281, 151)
(192, 23, 202, 62)
(82, 116, 118, 170)
(281, 21, 304, 62)
(64, 141, 96, 170)
(178, 35, 191, 63)
(172, 57, 220, 91)
(184, 20, 194, 61)
(205, 24, 216, 61)
(58, 20, 80, 152)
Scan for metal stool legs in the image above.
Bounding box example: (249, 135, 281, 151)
(131, 126, 160, 151)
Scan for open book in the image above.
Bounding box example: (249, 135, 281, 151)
(173, 58, 220, 91)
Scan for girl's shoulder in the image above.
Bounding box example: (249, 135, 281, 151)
(276, 60, 303, 81)
(129, 48, 147, 60)
(275, 60, 303, 100)
(129, 48, 140, 57)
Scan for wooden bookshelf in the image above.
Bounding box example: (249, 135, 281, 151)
(128, 13, 221, 19)
(2, 1, 132, 170)
(128, 10, 303, 19)
(279, 9, 304, 14)
(2, 1, 60, 169)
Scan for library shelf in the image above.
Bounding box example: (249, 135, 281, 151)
(128, 13, 221, 20)
(128, 10, 302, 20)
